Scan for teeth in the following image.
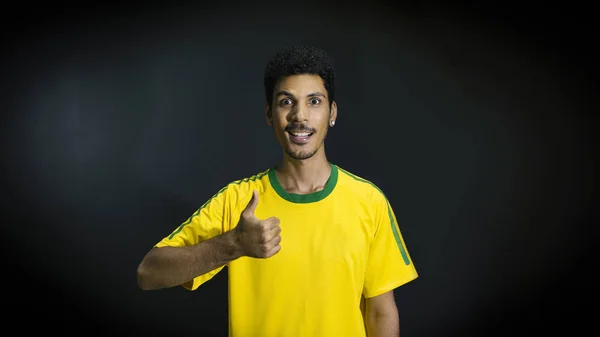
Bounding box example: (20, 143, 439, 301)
(291, 132, 310, 137)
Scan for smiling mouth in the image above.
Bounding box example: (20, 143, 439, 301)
(288, 131, 313, 137)
(287, 131, 313, 144)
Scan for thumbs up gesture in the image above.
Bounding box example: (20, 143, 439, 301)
(233, 190, 282, 258)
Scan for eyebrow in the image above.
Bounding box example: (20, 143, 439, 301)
(276, 91, 326, 99)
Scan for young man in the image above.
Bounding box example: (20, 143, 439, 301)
(136, 46, 418, 337)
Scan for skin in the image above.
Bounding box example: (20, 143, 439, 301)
(365, 291, 401, 337)
(137, 73, 400, 336)
(265, 74, 337, 195)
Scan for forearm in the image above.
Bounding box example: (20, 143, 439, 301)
(366, 312, 400, 337)
(365, 293, 400, 337)
(136, 230, 242, 290)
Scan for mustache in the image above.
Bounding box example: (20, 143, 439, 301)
(285, 124, 316, 133)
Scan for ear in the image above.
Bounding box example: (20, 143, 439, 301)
(329, 101, 338, 125)
(265, 103, 272, 126)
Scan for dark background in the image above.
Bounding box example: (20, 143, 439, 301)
(1, 1, 596, 336)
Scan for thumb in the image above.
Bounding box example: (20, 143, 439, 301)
(243, 190, 259, 216)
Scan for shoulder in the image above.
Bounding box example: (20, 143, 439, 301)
(334, 164, 388, 205)
(217, 167, 271, 209)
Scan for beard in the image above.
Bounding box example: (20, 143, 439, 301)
(284, 147, 319, 160)
(276, 121, 330, 160)
(283, 128, 330, 160)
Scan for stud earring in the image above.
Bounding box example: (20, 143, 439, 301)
(330, 120, 335, 127)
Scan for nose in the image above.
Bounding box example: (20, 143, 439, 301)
(290, 102, 309, 123)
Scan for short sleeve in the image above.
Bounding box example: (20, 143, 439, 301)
(363, 189, 418, 298)
(154, 185, 232, 290)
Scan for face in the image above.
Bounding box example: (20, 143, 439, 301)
(266, 74, 337, 160)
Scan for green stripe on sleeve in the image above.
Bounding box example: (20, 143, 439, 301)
(337, 166, 411, 265)
(385, 203, 411, 265)
(168, 170, 269, 240)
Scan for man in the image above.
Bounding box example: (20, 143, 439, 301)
(136, 45, 418, 337)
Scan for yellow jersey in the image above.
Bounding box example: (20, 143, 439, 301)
(155, 163, 418, 337)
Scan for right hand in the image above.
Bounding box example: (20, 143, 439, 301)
(234, 190, 281, 258)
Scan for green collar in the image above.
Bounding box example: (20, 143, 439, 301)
(268, 163, 338, 204)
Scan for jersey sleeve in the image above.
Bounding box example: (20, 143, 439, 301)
(363, 189, 418, 298)
(154, 184, 233, 291)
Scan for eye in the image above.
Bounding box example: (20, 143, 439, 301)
(309, 98, 321, 105)
(280, 98, 293, 106)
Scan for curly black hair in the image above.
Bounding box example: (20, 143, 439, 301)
(263, 45, 335, 108)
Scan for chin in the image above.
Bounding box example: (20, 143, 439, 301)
(284, 147, 319, 160)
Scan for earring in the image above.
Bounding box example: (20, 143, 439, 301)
(330, 120, 335, 127)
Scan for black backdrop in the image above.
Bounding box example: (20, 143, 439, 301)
(2, 1, 596, 336)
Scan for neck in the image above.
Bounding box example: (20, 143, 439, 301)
(275, 149, 332, 194)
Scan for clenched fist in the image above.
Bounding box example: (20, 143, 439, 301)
(233, 190, 282, 258)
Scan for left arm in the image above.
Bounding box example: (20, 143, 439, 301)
(365, 291, 400, 337)
(363, 188, 418, 336)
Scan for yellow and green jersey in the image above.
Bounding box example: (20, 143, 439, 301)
(155, 163, 418, 337)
